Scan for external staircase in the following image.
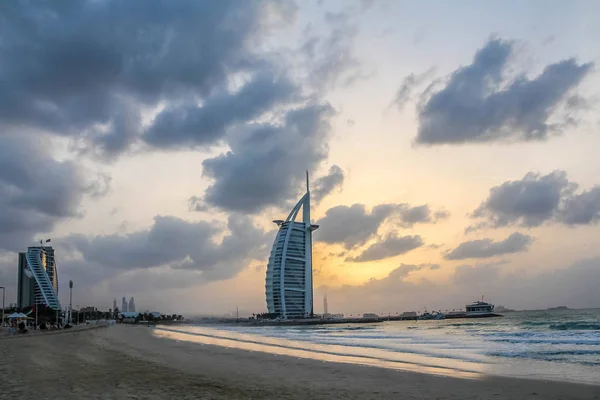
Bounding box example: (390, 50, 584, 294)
(25, 248, 61, 311)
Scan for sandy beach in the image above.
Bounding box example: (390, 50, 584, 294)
(0, 324, 598, 400)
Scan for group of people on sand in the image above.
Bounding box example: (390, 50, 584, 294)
(5, 319, 63, 336)
(8, 320, 30, 335)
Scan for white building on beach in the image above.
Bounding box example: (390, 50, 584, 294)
(265, 172, 319, 319)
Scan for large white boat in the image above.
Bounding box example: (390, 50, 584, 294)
(465, 300, 501, 318)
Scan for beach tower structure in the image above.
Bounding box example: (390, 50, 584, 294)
(17, 245, 61, 311)
(265, 172, 319, 319)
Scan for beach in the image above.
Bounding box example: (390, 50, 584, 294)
(0, 324, 598, 400)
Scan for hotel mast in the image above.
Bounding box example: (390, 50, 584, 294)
(265, 172, 319, 319)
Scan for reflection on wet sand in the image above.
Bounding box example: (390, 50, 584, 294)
(154, 326, 484, 379)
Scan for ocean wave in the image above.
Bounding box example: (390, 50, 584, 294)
(519, 321, 556, 326)
(320, 325, 378, 331)
(176, 316, 600, 380)
(445, 322, 480, 327)
(479, 331, 539, 338)
(309, 339, 485, 363)
(315, 334, 413, 340)
(538, 349, 600, 356)
(576, 361, 600, 367)
(488, 348, 600, 364)
(548, 322, 600, 331)
(488, 338, 600, 346)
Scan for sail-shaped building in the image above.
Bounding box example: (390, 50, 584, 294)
(265, 172, 319, 319)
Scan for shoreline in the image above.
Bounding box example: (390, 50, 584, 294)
(1, 324, 598, 399)
(153, 324, 600, 386)
(153, 324, 484, 379)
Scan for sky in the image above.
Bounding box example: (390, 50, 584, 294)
(1, 0, 600, 316)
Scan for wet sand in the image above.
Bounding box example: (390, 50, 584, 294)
(0, 324, 598, 400)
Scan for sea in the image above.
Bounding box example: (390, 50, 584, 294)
(154, 308, 600, 384)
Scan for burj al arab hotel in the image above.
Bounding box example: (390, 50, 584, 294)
(265, 172, 319, 319)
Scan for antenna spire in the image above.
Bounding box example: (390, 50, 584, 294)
(306, 170, 309, 192)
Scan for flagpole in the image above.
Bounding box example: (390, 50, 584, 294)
(68, 280, 73, 325)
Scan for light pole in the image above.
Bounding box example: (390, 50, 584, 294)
(0, 286, 5, 327)
(68, 280, 73, 325)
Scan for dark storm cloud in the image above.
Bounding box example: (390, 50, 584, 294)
(0, 1, 357, 219)
(316, 204, 400, 248)
(472, 171, 572, 228)
(0, 135, 108, 251)
(181, 12, 364, 215)
(414, 38, 592, 144)
(143, 71, 298, 149)
(444, 232, 533, 260)
(0, 0, 294, 157)
(312, 165, 345, 203)
(191, 162, 344, 215)
(387, 263, 440, 279)
(347, 234, 423, 262)
(396, 204, 449, 228)
(469, 170, 600, 230)
(198, 103, 335, 213)
(64, 214, 268, 282)
(56, 258, 212, 300)
(89, 102, 142, 159)
(316, 203, 446, 248)
(558, 187, 600, 225)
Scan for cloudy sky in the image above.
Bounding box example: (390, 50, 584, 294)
(1, 0, 599, 315)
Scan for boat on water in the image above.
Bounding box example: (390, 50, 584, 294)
(495, 305, 515, 313)
(417, 311, 445, 320)
(465, 300, 502, 318)
(445, 311, 467, 319)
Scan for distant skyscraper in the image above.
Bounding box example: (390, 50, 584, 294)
(265, 172, 319, 319)
(128, 297, 135, 312)
(121, 297, 128, 313)
(17, 245, 60, 310)
(113, 298, 117, 312)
